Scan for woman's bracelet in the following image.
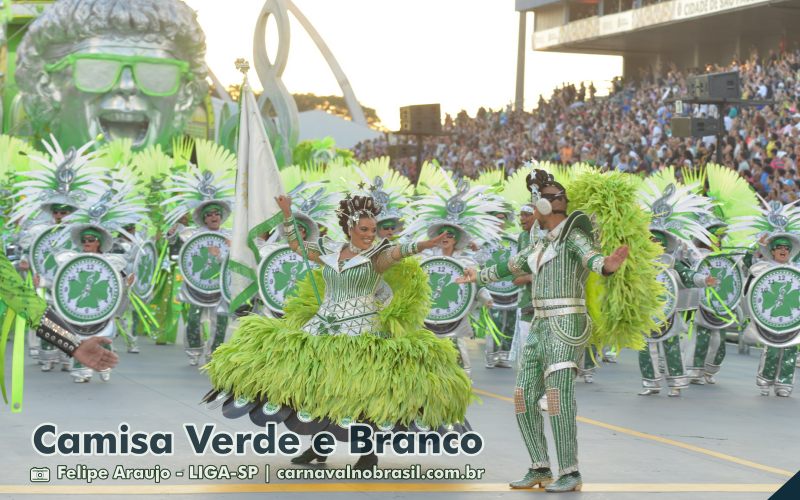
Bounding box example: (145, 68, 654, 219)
(399, 242, 420, 258)
(283, 216, 298, 243)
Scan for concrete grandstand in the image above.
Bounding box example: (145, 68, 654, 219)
(513, 0, 800, 108)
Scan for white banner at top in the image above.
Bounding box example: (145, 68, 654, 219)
(674, 0, 769, 20)
(533, 0, 771, 50)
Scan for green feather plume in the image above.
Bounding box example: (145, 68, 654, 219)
(501, 165, 533, 211)
(705, 163, 760, 247)
(681, 165, 707, 194)
(95, 139, 134, 170)
(567, 171, 664, 352)
(0, 135, 37, 176)
(647, 166, 678, 192)
(414, 160, 451, 196)
(473, 168, 505, 189)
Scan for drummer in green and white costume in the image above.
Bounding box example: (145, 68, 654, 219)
(257, 183, 336, 319)
(459, 169, 629, 492)
(163, 165, 235, 366)
(176, 201, 232, 365)
(403, 177, 504, 377)
(10, 138, 105, 369)
(476, 202, 519, 369)
(685, 217, 739, 385)
(49, 225, 131, 382)
(641, 228, 716, 396)
(46, 181, 145, 382)
(420, 224, 493, 376)
(752, 235, 800, 396)
(637, 182, 717, 397)
(730, 197, 800, 397)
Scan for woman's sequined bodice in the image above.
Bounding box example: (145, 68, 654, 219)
(302, 251, 385, 337)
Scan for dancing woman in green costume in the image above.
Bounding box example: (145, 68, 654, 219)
(204, 194, 472, 470)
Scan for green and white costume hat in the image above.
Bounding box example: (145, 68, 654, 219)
(279, 164, 343, 240)
(404, 165, 504, 250)
(639, 180, 715, 253)
(280, 182, 339, 242)
(11, 135, 105, 225)
(162, 138, 236, 228)
(162, 168, 234, 227)
(729, 198, 800, 261)
(62, 177, 148, 253)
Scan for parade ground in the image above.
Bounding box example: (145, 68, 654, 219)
(0, 337, 795, 500)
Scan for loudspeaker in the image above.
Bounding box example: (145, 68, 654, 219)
(671, 117, 720, 137)
(388, 144, 417, 158)
(686, 71, 740, 100)
(399, 104, 441, 135)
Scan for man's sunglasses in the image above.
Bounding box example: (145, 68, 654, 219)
(81, 237, 98, 243)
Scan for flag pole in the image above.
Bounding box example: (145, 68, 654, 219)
(234, 59, 321, 307)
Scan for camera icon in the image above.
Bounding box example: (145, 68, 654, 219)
(30, 467, 50, 482)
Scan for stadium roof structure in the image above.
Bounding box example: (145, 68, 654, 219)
(511, 0, 800, 108)
(516, 0, 800, 55)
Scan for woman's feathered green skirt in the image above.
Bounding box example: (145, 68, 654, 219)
(203, 259, 474, 437)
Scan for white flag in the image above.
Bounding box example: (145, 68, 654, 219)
(228, 78, 284, 312)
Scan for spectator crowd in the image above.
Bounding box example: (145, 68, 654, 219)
(352, 46, 800, 204)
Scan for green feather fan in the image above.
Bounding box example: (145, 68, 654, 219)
(566, 171, 664, 353)
(95, 139, 134, 170)
(501, 165, 533, 211)
(0, 135, 37, 176)
(414, 160, 451, 196)
(681, 165, 707, 194)
(705, 163, 760, 247)
(473, 167, 505, 189)
(647, 166, 678, 192)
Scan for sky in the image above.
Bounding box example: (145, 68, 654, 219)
(184, 0, 622, 130)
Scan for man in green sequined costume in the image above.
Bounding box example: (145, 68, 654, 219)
(458, 170, 628, 493)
